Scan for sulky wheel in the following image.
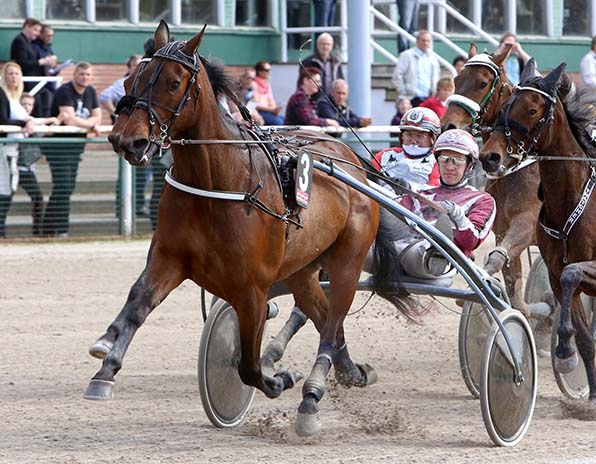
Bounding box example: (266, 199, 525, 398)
(458, 301, 494, 398)
(480, 309, 537, 447)
(549, 294, 594, 400)
(524, 255, 556, 356)
(198, 299, 258, 428)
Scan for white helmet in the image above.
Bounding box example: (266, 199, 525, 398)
(433, 129, 479, 161)
(399, 107, 441, 137)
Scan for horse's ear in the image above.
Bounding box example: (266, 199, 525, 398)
(154, 20, 170, 51)
(183, 24, 207, 56)
(520, 58, 537, 84)
(544, 63, 567, 90)
(492, 43, 513, 67)
(468, 42, 478, 59)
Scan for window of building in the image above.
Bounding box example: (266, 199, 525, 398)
(516, 0, 545, 34)
(46, 0, 86, 21)
(1, 0, 26, 19)
(181, 0, 216, 25)
(236, 0, 270, 27)
(140, 0, 172, 23)
(96, 0, 129, 22)
(563, 0, 591, 36)
(446, 0, 472, 33)
(481, 0, 506, 34)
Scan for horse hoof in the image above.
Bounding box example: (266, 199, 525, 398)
(555, 351, 579, 374)
(295, 410, 321, 437)
(358, 363, 378, 386)
(83, 379, 115, 400)
(88, 339, 113, 359)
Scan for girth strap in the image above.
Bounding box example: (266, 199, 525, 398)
(539, 166, 596, 263)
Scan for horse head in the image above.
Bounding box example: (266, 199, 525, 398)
(108, 20, 206, 166)
(479, 60, 567, 176)
(440, 42, 513, 134)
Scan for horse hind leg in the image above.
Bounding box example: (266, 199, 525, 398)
(84, 252, 185, 400)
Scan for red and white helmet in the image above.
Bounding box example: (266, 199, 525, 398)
(433, 129, 479, 162)
(399, 107, 441, 137)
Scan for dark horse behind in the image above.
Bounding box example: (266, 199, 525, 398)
(84, 21, 420, 436)
(480, 59, 596, 406)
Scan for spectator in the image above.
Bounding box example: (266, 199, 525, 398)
(253, 61, 284, 125)
(372, 106, 441, 191)
(302, 32, 344, 96)
(419, 77, 454, 118)
(0, 62, 36, 238)
(42, 61, 101, 237)
(284, 67, 339, 128)
(31, 24, 64, 117)
(392, 30, 441, 107)
(99, 54, 149, 218)
(14, 92, 60, 236)
(313, 0, 337, 28)
(229, 68, 264, 125)
(579, 36, 596, 101)
(452, 55, 466, 75)
(494, 32, 531, 85)
(10, 18, 57, 102)
(397, 129, 495, 278)
(396, 0, 420, 54)
(317, 79, 372, 132)
(389, 96, 412, 144)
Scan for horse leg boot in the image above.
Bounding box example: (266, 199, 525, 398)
(296, 342, 336, 437)
(333, 327, 377, 387)
(260, 306, 308, 376)
(85, 252, 184, 400)
(571, 298, 596, 402)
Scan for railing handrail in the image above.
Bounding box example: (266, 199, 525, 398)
(21, 76, 64, 97)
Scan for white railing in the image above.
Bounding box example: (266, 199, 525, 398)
(22, 76, 63, 96)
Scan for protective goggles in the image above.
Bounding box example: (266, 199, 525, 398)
(436, 155, 468, 167)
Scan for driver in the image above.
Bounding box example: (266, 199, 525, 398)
(372, 107, 441, 191)
(396, 129, 496, 278)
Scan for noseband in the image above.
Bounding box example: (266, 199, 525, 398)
(493, 84, 556, 163)
(446, 55, 509, 135)
(115, 41, 202, 152)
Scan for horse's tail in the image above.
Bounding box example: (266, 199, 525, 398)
(370, 208, 427, 323)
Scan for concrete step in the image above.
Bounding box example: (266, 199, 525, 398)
(9, 192, 122, 216)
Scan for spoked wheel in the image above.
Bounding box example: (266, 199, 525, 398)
(550, 294, 593, 400)
(198, 299, 258, 428)
(524, 255, 555, 356)
(458, 301, 494, 398)
(480, 309, 537, 447)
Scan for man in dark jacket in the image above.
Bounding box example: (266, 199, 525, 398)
(10, 18, 56, 85)
(301, 32, 343, 96)
(317, 79, 372, 131)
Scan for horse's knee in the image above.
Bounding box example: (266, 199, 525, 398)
(560, 264, 582, 289)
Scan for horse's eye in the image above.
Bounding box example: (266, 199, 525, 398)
(529, 108, 538, 116)
(171, 81, 181, 91)
(480, 81, 488, 89)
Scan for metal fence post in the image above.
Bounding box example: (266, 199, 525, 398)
(118, 156, 133, 236)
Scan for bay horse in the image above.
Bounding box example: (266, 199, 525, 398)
(480, 59, 596, 403)
(85, 21, 417, 436)
(441, 43, 541, 314)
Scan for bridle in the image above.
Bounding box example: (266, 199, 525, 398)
(115, 40, 202, 155)
(492, 83, 556, 164)
(445, 54, 510, 136)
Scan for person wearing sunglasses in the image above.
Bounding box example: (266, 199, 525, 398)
(393, 129, 496, 278)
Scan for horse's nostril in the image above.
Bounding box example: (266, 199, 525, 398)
(487, 152, 501, 167)
(132, 138, 149, 152)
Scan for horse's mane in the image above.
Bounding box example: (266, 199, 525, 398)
(201, 56, 251, 121)
(522, 74, 596, 158)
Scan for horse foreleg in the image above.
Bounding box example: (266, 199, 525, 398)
(554, 264, 582, 375)
(333, 326, 377, 388)
(571, 297, 596, 401)
(84, 247, 184, 400)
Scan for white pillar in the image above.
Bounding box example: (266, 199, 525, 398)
(347, 2, 371, 125)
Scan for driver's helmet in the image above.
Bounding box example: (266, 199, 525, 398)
(433, 129, 479, 171)
(399, 107, 441, 138)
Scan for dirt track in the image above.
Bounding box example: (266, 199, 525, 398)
(2, 238, 596, 463)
